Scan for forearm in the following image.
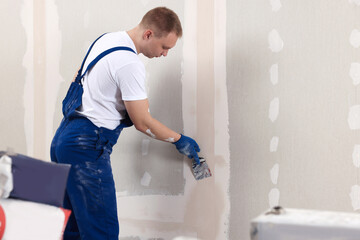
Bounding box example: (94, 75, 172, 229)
(124, 100, 181, 143)
(135, 115, 181, 143)
(124, 100, 200, 162)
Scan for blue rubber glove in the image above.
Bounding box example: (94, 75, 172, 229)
(173, 134, 201, 165)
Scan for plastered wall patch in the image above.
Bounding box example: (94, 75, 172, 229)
(352, 145, 360, 168)
(269, 0, 282, 12)
(141, 139, 150, 156)
(348, 105, 360, 130)
(270, 163, 279, 185)
(350, 62, 360, 86)
(269, 188, 280, 208)
(350, 185, 360, 210)
(270, 64, 279, 85)
(268, 29, 284, 53)
(269, 97, 280, 122)
(350, 29, 360, 48)
(213, 0, 231, 238)
(270, 136, 279, 152)
(140, 172, 152, 187)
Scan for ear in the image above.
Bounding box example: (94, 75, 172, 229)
(143, 29, 153, 40)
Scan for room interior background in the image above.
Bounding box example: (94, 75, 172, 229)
(1, 0, 359, 239)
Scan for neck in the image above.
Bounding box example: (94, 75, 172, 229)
(127, 26, 141, 54)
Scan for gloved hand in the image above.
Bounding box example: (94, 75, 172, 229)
(173, 134, 201, 165)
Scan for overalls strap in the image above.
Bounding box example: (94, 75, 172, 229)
(80, 46, 136, 79)
(62, 33, 136, 119)
(74, 33, 136, 84)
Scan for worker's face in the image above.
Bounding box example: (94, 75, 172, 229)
(142, 30, 178, 58)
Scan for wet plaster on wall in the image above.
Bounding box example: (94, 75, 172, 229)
(180, 0, 229, 239)
(0, 0, 27, 154)
(214, 0, 231, 237)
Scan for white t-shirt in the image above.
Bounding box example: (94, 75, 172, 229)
(76, 31, 147, 130)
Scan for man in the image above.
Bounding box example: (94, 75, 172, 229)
(50, 6, 201, 240)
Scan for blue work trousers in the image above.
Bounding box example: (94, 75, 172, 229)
(51, 116, 123, 240)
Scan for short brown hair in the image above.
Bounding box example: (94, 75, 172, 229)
(140, 7, 183, 38)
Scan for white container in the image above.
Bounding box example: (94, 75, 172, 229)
(0, 198, 70, 240)
(251, 206, 360, 240)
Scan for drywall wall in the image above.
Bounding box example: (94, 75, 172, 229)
(3, 0, 230, 239)
(228, 0, 360, 239)
(6, 0, 360, 239)
(0, 0, 27, 154)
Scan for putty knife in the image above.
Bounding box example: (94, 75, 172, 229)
(192, 157, 212, 180)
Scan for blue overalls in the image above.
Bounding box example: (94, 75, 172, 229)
(51, 34, 135, 240)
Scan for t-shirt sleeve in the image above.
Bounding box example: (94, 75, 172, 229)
(116, 62, 147, 101)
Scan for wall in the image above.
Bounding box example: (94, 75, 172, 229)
(0, 0, 229, 239)
(228, 0, 360, 239)
(2, 0, 360, 239)
(0, 0, 27, 154)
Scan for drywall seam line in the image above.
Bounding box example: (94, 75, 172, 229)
(33, 0, 46, 159)
(182, 0, 198, 137)
(268, 0, 283, 209)
(45, 0, 63, 161)
(349, 0, 360, 211)
(214, 0, 230, 238)
(21, 0, 34, 157)
(196, 0, 227, 239)
(181, 0, 199, 209)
